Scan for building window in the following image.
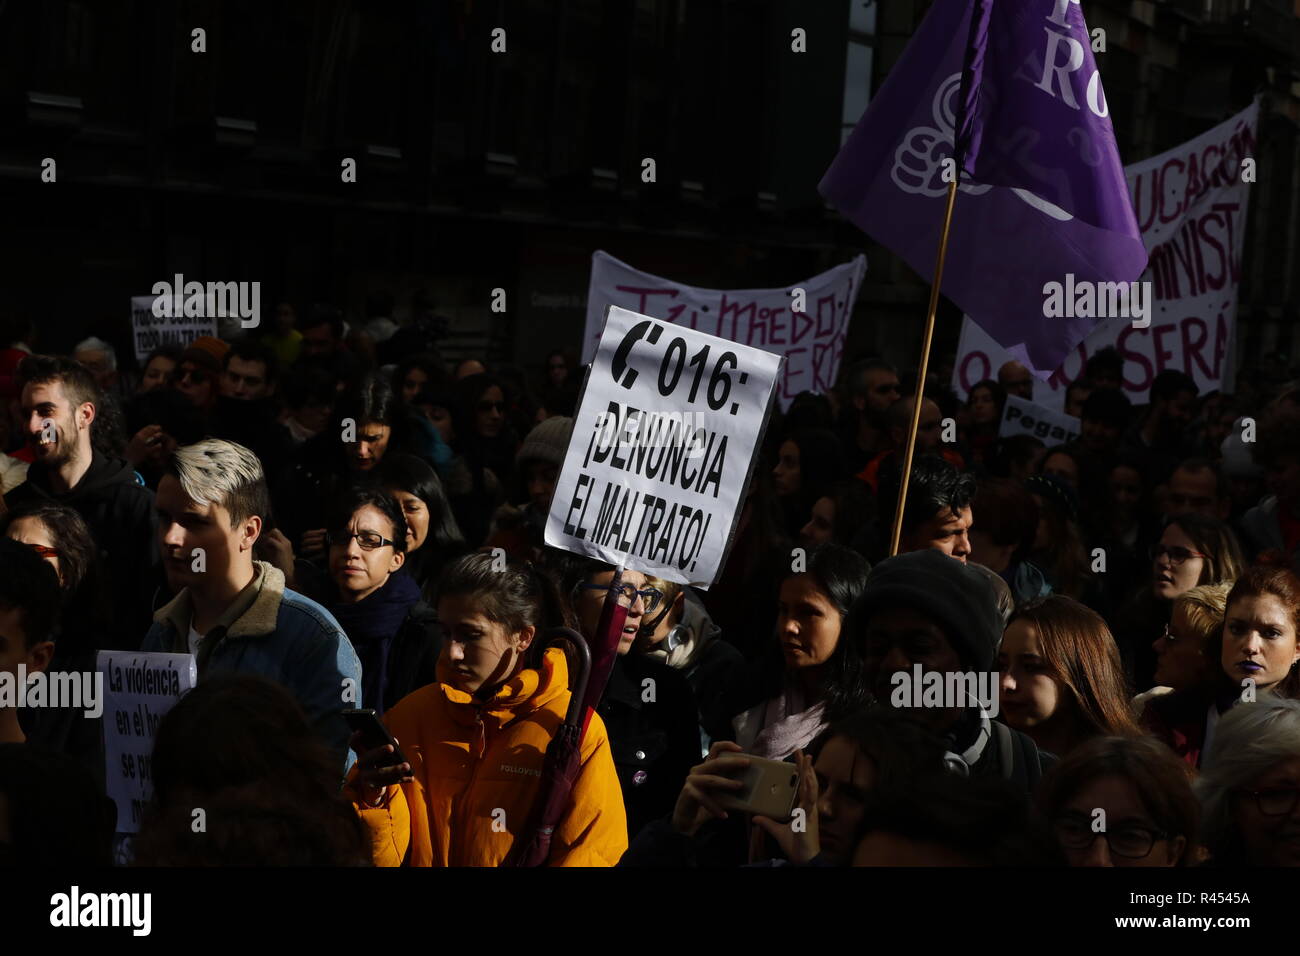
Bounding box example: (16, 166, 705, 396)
(842, 0, 877, 144)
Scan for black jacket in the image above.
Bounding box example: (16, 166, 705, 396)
(5, 453, 159, 650)
(210, 396, 294, 490)
(598, 654, 701, 841)
(380, 601, 441, 712)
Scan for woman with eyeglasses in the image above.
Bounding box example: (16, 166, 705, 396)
(1111, 512, 1244, 690)
(1037, 735, 1200, 867)
(278, 375, 431, 561)
(730, 544, 871, 761)
(632, 576, 743, 752)
(1196, 695, 1300, 866)
(348, 552, 627, 865)
(1134, 582, 1231, 714)
(553, 553, 702, 840)
(1145, 567, 1300, 770)
(321, 486, 438, 715)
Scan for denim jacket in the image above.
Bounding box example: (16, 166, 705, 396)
(142, 561, 362, 773)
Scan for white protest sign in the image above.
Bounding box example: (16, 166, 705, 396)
(584, 250, 865, 410)
(547, 305, 782, 588)
(130, 295, 217, 362)
(954, 101, 1258, 409)
(97, 650, 197, 833)
(999, 395, 1080, 448)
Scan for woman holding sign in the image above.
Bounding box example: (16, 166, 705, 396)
(348, 553, 627, 866)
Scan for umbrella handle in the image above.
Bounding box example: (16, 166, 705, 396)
(540, 626, 591, 728)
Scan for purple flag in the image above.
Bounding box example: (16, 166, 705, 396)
(820, 0, 1148, 377)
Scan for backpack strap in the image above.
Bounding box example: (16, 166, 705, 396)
(993, 720, 1013, 778)
(992, 720, 1032, 790)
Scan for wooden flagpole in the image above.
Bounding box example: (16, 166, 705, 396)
(888, 176, 960, 557)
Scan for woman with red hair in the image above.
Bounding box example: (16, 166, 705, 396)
(1144, 565, 1300, 769)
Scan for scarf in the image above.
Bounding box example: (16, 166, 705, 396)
(736, 679, 827, 760)
(329, 572, 422, 714)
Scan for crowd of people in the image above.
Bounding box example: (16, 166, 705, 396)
(1, 304, 1299, 868)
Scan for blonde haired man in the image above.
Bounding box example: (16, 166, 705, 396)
(143, 438, 362, 769)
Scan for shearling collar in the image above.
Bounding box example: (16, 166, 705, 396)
(153, 561, 285, 651)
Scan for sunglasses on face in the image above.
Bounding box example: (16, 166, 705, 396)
(25, 543, 60, 559)
(171, 367, 208, 385)
(478, 400, 505, 413)
(874, 383, 901, 394)
(1150, 544, 1209, 566)
(326, 530, 396, 551)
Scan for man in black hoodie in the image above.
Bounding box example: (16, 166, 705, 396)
(852, 549, 1055, 791)
(5, 355, 160, 650)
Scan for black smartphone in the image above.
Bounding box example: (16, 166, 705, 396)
(342, 708, 408, 768)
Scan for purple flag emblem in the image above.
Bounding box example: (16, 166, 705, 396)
(820, 0, 1148, 377)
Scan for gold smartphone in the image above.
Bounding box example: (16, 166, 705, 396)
(716, 753, 800, 822)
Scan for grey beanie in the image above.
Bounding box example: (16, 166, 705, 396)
(516, 416, 574, 468)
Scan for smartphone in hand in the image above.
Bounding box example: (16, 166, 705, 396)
(342, 708, 408, 768)
(714, 753, 800, 822)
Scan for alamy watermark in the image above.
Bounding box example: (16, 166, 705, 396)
(1042, 273, 1152, 328)
(888, 664, 1000, 718)
(50, 886, 150, 936)
(151, 273, 261, 328)
(0, 665, 102, 718)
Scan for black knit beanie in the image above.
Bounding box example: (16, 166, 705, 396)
(852, 549, 1003, 673)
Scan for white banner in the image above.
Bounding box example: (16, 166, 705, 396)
(954, 101, 1259, 410)
(583, 250, 865, 410)
(130, 295, 217, 363)
(998, 395, 1080, 447)
(97, 651, 197, 833)
(547, 305, 782, 588)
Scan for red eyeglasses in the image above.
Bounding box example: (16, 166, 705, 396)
(26, 543, 60, 559)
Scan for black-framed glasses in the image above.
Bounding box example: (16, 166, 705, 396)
(326, 530, 396, 551)
(1150, 543, 1208, 566)
(171, 366, 208, 385)
(639, 600, 674, 636)
(478, 400, 506, 413)
(1053, 815, 1168, 859)
(1234, 787, 1300, 816)
(580, 581, 662, 614)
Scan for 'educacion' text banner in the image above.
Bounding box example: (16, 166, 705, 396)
(549, 305, 782, 588)
(953, 101, 1258, 410)
(583, 251, 864, 410)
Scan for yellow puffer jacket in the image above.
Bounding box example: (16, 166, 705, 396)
(354, 647, 628, 866)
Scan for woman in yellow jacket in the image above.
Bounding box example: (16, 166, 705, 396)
(348, 552, 628, 866)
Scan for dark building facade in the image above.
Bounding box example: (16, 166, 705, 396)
(0, 0, 1295, 384)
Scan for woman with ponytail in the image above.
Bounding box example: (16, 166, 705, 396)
(347, 552, 628, 866)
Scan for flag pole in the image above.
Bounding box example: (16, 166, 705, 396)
(888, 176, 959, 557)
